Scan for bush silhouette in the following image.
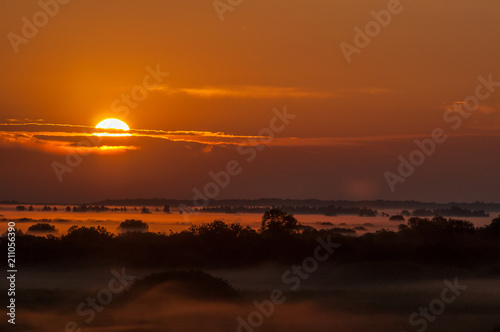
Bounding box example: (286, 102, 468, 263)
(27, 223, 57, 233)
(118, 219, 149, 232)
(260, 209, 300, 234)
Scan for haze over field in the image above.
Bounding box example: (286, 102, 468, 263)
(5, 270, 500, 332)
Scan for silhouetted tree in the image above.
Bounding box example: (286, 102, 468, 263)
(260, 209, 300, 234)
(399, 216, 475, 240)
(188, 220, 245, 239)
(478, 215, 500, 239)
(65, 225, 113, 239)
(28, 223, 57, 233)
(118, 219, 149, 232)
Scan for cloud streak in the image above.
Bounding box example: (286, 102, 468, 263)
(153, 85, 394, 99)
(3, 121, 499, 155)
(0, 122, 269, 154)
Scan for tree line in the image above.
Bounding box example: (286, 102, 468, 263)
(3, 210, 500, 273)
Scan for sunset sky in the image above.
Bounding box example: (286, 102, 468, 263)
(1, 0, 499, 203)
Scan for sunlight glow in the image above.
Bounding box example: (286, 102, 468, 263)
(94, 119, 131, 137)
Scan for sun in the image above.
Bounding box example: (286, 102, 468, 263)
(94, 119, 131, 137)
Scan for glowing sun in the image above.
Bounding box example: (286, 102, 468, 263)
(94, 119, 131, 137)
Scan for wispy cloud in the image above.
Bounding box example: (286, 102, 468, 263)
(2, 121, 499, 154)
(5, 118, 45, 122)
(441, 101, 500, 131)
(442, 101, 499, 115)
(153, 85, 394, 99)
(0, 122, 268, 154)
(270, 132, 500, 147)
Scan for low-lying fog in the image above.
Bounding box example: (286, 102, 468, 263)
(4, 265, 499, 332)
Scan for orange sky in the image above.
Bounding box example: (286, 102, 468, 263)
(0, 0, 499, 203)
